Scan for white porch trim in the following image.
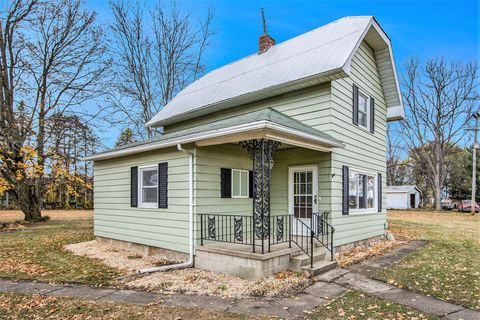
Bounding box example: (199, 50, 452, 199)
(84, 120, 345, 161)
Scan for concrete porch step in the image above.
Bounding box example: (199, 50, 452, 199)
(290, 250, 327, 270)
(301, 260, 338, 277)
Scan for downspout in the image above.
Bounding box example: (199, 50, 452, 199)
(139, 143, 194, 274)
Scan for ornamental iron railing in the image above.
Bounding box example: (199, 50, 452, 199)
(199, 212, 335, 266)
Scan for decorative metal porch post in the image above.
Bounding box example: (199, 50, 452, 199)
(240, 139, 280, 253)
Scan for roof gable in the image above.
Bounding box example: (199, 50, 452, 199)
(147, 16, 403, 127)
(386, 185, 422, 194)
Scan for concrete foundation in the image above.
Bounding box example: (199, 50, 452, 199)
(195, 242, 301, 279)
(333, 234, 387, 258)
(96, 236, 188, 261)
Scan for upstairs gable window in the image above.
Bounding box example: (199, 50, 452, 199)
(357, 91, 368, 128)
(352, 84, 375, 133)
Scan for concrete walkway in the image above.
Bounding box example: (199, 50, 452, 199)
(322, 242, 480, 320)
(0, 277, 347, 319)
(1, 242, 478, 319)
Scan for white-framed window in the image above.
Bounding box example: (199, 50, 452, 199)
(349, 169, 377, 213)
(232, 169, 249, 198)
(357, 91, 369, 129)
(139, 166, 158, 207)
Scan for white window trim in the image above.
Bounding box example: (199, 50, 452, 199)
(231, 169, 249, 199)
(356, 87, 371, 132)
(138, 165, 158, 208)
(288, 165, 319, 220)
(349, 168, 377, 215)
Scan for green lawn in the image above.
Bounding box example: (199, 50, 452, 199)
(0, 292, 258, 320)
(0, 218, 121, 286)
(1, 210, 470, 318)
(376, 210, 480, 310)
(309, 290, 438, 320)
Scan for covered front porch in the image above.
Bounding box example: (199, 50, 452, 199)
(189, 109, 343, 277)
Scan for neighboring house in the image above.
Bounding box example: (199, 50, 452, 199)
(85, 16, 404, 279)
(386, 186, 422, 209)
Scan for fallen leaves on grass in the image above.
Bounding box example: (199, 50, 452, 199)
(0, 257, 49, 276)
(309, 290, 438, 320)
(250, 271, 310, 297)
(379, 210, 480, 310)
(337, 239, 405, 268)
(0, 222, 26, 232)
(0, 293, 260, 320)
(0, 220, 121, 286)
(0, 210, 93, 222)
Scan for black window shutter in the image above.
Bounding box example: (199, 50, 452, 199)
(370, 97, 375, 133)
(221, 168, 232, 198)
(158, 162, 168, 208)
(249, 170, 254, 198)
(130, 166, 138, 207)
(342, 165, 349, 215)
(352, 84, 359, 126)
(378, 173, 382, 212)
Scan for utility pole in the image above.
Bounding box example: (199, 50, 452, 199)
(471, 113, 480, 215)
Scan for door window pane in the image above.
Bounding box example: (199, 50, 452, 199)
(293, 170, 315, 219)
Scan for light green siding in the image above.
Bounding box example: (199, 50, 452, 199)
(328, 41, 387, 246)
(94, 147, 191, 253)
(195, 144, 252, 215)
(93, 40, 388, 253)
(163, 82, 331, 134)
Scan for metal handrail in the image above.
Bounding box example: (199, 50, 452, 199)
(198, 212, 335, 265)
(312, 212, 335, 261)
(290, 215, 315, 268)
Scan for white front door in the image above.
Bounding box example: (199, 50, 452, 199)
(289, 165, 318, 235)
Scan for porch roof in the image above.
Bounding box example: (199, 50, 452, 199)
(84, 108, 344, 161)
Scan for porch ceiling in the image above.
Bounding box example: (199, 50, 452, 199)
(194, 120, 343, 152)
(84, 108, 344, 161)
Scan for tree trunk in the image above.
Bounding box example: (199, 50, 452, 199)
(16, 180, 42, 221)
(36, 107, 46, 209)
(434, 165, 442, 211)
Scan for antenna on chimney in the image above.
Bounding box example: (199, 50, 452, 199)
(261, 8, 267, 34)
(258, 8, 275, 54)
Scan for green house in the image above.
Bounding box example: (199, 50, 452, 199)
(85, 16, 404, 279)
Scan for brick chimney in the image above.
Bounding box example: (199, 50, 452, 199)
(259, 34, 275, 54)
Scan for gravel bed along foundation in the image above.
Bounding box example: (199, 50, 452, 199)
(66, 240, 310, 298)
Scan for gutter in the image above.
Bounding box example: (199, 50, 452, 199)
(139, 143, 194, 274)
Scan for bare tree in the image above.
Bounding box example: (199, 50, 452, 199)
(109, 0, 213, 139)
(0, 0, 109, 220)
(401, 57, 479, 210)
(386, 123, 405, 186)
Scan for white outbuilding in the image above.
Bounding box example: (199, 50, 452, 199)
(386, 185, 422, 209)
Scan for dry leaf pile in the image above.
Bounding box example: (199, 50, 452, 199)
(337, 239, 405, 268)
